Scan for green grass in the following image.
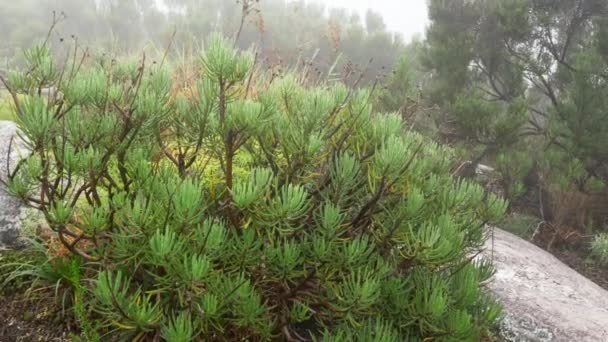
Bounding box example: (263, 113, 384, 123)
(0, 245, 48, 295)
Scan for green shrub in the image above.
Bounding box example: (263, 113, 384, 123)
(590, 233, 608, 267)
(4, 34, 506, 341)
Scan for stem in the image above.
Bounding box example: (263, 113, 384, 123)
(219, 79, 226, 127)
(218, 79, 234, 190)
(225, 141, 234, 190)
(234, 0, 254, 47)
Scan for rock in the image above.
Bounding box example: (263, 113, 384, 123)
(40, 87, 64, 102)
(453, 161, 496, 178)
(483, 228, 608, 341)
(0, 121, 29, 249)
(476, 163, 495, 175)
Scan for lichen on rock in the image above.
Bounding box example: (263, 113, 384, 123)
(499, 313, 555, 342)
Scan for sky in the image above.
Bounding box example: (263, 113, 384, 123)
(306, 0, 429, 42)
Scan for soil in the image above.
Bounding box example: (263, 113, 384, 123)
(0, 248, 76, 342)
(0, 293, 72, 342)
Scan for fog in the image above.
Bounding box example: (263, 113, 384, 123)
(306, 0, 429, 41)
(1, 0, 413, 83)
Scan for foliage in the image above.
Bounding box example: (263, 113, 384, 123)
(375, 56, 418, 114)
(590, 233, 608, 267)
(0, 246, 46, 296)
(1, 237, 101, 340)
(3, 34, 507, 340)
(424, 0, 608, 217)
(494, 151, 534, 202)
(451, 94, 527, 147)
(373, 38, 437, 136)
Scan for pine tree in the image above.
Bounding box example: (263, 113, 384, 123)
(424, 0, 608, 196)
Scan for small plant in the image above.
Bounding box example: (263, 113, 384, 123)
(590, 233, 608, 267)
(2, 33, 507, 340)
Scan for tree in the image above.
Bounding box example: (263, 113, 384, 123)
(2, 34, 506, 341)
(365, 10, 386, 34)
(424, 0, 608, 194)
(374, 40, 432, 134)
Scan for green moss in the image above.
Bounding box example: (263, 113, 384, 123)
(0, 97, 16, 121)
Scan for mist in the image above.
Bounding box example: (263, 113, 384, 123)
(1, 0, 413, 82)
(304, 0, 429, 41)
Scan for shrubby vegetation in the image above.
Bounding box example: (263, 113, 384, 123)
(424, 0, 608, 176)
(2, 32, 506, 340)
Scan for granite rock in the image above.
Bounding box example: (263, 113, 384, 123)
(483, 228, 608, 341)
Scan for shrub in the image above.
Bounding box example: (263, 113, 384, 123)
(3, 34, 506, 341)
(591, 233, 608, 267)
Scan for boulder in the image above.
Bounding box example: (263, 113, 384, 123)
(483, 228, 608, 341)
(0, 121, 29, 249)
